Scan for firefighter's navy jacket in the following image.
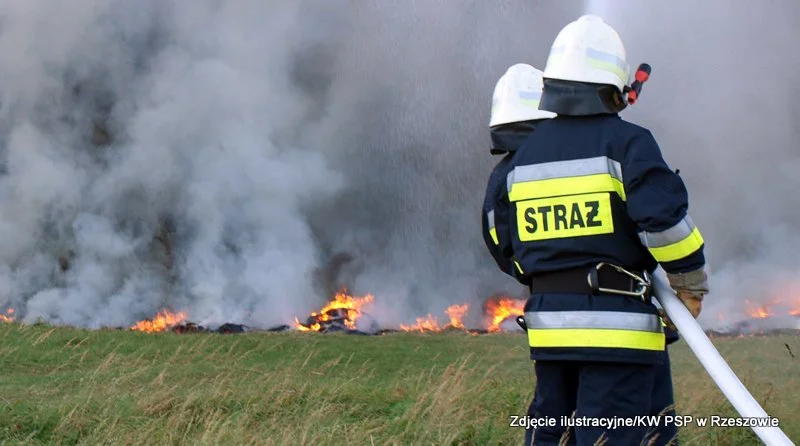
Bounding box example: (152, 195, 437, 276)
(481, 122, 545, 285)
(482, 154, 519, 280)
(493, 114, 704, 364)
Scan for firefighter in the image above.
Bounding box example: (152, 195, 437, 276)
(482, 63, 555, 281)
(489, 15, 709, 445)
(482, 61, 681, 445)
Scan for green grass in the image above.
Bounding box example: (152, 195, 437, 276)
(0, 323, 797, 445)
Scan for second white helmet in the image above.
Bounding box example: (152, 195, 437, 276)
(543, 15, 629, 94)
(490, 63, 556, 128)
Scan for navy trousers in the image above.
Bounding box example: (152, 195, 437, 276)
(523, 353, 678, 445)
(648, 349, 678, 445)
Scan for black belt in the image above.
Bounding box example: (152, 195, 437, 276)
(529, 263, 651, 300)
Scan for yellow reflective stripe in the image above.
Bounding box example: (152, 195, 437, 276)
(546, 46, 628, 85)
(518, 91, 542, 109)
(647, 227, 704, 263)
(486, 210, 499, 245)
(587, 60, 628, 84)
(508, 173, 626, 202)
(586, 47, 629, 84)
(520, 99, 540, 108)
(514, 260, 524, 274)
(527, 328, 665, 351)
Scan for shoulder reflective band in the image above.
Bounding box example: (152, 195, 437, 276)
(506, 156, 625, 202)
(524, 310, 666, 351)
(514, 260, 524, 275)
(638, 215, 704, 263)
(545, 46, 629, 86)
(486, 210, 499, 245)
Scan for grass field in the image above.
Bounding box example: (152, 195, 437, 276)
(0, 323, 797, 445)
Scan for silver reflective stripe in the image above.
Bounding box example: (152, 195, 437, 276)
(518, 91, 542, 101)
(586, 47, 628, 73)
(518, 90, 542, 106)
(487, 210, 496, 229)
(524, 311, 663, 333)
(506, 156, 623, 191)
(638, 215, 697, 248)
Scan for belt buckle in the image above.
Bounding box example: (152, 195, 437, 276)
(587, 262, 651, 302)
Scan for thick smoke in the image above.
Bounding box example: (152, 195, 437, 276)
(0, 0, 796, 329)
(0, 0, 351, 328)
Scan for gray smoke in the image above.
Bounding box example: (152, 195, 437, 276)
(584, 0, 800, 328)
(0, 0, 796, 329)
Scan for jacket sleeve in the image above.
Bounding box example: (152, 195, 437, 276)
(482, 156, 517, 278)
(622, 130, 706, 274)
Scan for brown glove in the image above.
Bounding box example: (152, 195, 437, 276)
(660, 294, 702, 331)
(658, 309, 675, 331)
(666, 268, 709, 319)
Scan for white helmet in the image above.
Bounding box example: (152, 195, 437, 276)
(543, 15, 629, 94)
(489, 63, 556, 128)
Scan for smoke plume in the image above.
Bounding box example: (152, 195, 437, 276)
(584, 0, 800, 328)
(0, 0, 797, 329)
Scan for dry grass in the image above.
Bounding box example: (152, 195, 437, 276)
(0, 323, 797, 445)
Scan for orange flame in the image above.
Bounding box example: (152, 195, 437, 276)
(485, 296, 525, 332)
(0, 308, 14, 323)
(744, 296, 800, 320)
(131, 309, 187, 333)
(748, 307, 772, 319)
(446, 304, 468, 329)
(400, 314, 442, 332)
(400, 304, 469, 332)
(294, 289, 374, 332)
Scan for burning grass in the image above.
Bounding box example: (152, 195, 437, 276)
(294, 289, 375, 333)
(124, 289, 527, 335)
(744, 298, 800, 319)
(130, 309, 187, 333)
(0, 323, 797, 445)
(0, 308, 14, 323)
(120, 286, 800, 337)
(399, 303, 470, 332)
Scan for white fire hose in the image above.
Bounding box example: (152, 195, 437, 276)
(651, 267, 795, 445)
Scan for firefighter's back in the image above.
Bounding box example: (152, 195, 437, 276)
(507, 114, 659, 279)
(508, 114, 666, 365)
